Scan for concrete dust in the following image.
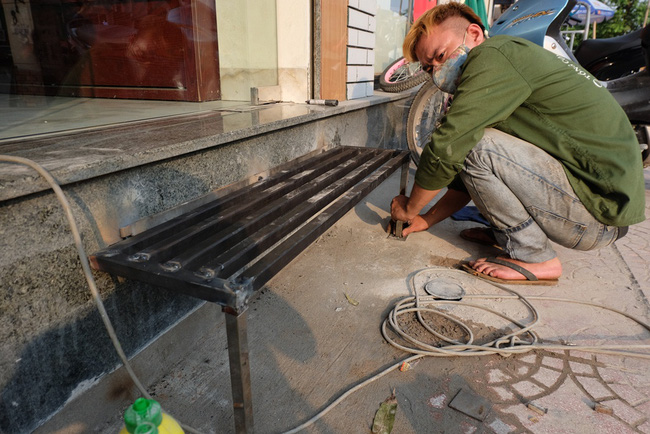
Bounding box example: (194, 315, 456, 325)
(396, 311, 512, 348)
(429, 254, 466, 269)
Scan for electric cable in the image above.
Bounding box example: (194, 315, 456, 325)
(0, 156, 204, 434)
(282, 268, 650, 433)
(4, 155, 649, 434)
(381, 268, 650, 359)
(281, 353, 424, 434)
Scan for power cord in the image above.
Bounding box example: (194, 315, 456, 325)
(283, 267, 650, 433)
(0, 156, 203, 434)
(382, 268, 650, 359)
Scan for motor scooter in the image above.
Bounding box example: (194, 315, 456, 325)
(407, 0, 650, 167)
(574, 27, 646, 80)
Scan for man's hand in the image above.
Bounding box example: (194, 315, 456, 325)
(391, 186, 441, 224)
(390, 194, 411, 223)
(402, 215, 430, 236)
(389, 187, 471, 237)
(390, 195, 431, 235)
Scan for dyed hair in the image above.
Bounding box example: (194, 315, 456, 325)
(403, 3, 485, 62)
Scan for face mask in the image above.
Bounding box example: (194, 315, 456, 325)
(432, 32, 470, 94)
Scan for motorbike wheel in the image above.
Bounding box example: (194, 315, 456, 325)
(406, 79, 451, 165)
(379, 57, 429, 93)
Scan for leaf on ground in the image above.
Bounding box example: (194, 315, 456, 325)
(371, 391, 397, 434)
(344, 292, 359, 306)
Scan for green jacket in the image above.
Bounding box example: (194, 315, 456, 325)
(415, 35, 645, 227)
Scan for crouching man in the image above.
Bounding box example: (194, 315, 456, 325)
(390, 3, 645, 285)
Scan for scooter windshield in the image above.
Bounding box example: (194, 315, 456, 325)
(490, 0, 573, 47)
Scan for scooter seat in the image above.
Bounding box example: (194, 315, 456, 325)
(575, 28, 643, 66)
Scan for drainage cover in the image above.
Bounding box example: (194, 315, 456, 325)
(424, 278, 465, 300)
(449, 388, 492, 421)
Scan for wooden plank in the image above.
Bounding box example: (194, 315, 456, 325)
(14, 0, 220, 102)
(188, 0, 221, 101)
(319, 0, 347, 101)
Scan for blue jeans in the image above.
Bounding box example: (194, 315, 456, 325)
(459, 129, 624, 263)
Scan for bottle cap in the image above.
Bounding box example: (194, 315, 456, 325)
(124, 398, 163, 433)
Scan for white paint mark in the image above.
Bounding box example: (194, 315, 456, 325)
(429, 394, 446, 408)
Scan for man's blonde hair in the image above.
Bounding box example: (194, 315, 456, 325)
(403, 3, 485, 62)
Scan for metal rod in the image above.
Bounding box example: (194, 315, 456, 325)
(404, 0, 413, 36)
(225, 309, 254, 434)
(399, 159, 409, 196)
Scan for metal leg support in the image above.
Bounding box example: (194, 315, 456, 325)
(224, 309, 254, 434)
(399, 159, 410, 196)
(392, 159, 411, 238)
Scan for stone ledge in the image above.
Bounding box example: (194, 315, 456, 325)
(0, 90, 416, 202)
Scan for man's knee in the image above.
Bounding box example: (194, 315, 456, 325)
(463, 129, 512, 169)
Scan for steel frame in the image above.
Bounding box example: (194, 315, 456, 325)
(91, 146, 410, 433)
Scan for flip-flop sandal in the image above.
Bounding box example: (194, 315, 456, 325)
(459, 227, 501, 249)
(461, 257, 559, 286)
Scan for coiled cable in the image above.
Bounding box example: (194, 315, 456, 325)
(382, 267, 650, 359)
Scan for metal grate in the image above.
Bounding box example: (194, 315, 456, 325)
(91, 146, 410, 314)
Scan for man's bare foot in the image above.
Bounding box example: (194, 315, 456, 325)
(469, 256, 562, 281)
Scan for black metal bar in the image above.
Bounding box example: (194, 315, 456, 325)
(90, 253, 244, 306)
(399, 159, 410, 195)
(225, 309, 254, 434)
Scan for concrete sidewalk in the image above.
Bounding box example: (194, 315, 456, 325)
(79, 166, 650, 433)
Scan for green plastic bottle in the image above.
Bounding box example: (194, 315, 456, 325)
(119, 398, 184, 434)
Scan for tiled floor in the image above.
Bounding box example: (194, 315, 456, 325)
(616, 169, 650, 301)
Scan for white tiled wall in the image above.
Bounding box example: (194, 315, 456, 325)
(346, 0, 376, 100)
